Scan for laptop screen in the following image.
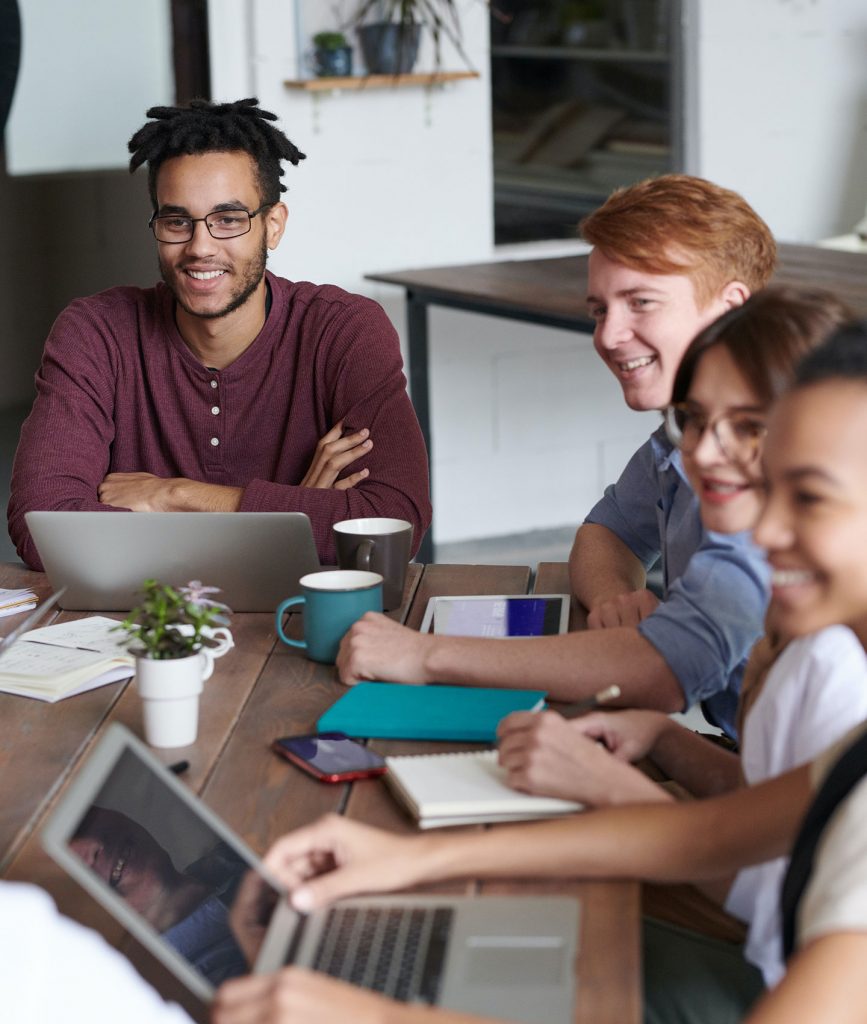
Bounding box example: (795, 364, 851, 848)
(57, 741, 285, 994)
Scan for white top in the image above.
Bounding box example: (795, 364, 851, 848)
(0, 882, 194, 1024)
(723, 626, 867, 986)
(798, 720, 867, 946)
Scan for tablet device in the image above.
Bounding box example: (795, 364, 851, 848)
(419, 595, 570, 637)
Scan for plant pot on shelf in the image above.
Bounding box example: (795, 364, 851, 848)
(136, 653, 208, 748)
(311, 43, 354, 77)
(356, 22, 421, 75)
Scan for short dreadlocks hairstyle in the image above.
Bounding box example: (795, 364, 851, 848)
(128, 97, 306, 210)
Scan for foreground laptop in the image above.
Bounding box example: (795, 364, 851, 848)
(41, 724, 579, 1022)
(25, 511, 320, 612)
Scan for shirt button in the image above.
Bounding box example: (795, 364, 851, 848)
(210, 379, 218, 389)
(211, 406, 220, 415)
(210, 437, 219, 447)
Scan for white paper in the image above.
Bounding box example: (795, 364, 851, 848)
(21, 616, 130, 656)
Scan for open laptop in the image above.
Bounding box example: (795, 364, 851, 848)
(41, 724, 579, 1022)
(25, 511, 320, 612)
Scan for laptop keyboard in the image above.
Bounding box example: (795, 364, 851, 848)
(311, 905, 453, 1003)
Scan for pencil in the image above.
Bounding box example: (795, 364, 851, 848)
(558, 684, 621, 719)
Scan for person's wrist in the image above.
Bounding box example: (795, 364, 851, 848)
(604, 756, 672, 806)
(420, 634, 447, 685)
(413, 831, 459, 883)
(167, 477, 189, 510)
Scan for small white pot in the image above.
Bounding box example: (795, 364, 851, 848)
(135, 653, 207, 748)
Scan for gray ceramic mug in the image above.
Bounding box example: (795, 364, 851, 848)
(333, 517, 413, 611)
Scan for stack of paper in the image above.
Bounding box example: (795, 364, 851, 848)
(0, 587, 38, 618)
(384, 749, 583, 829)
(0, 616, 135, 702)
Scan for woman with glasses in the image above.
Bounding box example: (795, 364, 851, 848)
(494, 287, 867, 1000)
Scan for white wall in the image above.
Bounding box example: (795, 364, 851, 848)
(6, 0, 173, 175)
(209, 0, 493, 292)
(205, 0, 655, 544)
(692, 0, 867, 242)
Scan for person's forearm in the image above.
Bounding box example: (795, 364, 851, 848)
(411, 765, 811, 888)
(745, 934, 867, 1024)
(170, 479, 243, 511)
(647, 718, 743, 797)
(569, 523, 647, 608)
(425, 628, 685, 711)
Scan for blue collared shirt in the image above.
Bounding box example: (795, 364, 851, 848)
(584, 425, 769, 738)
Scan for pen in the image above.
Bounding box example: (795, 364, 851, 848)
(558, 684, 621, 719)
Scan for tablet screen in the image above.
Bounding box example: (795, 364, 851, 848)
(65, 746, 282, 989)
(427, 596, 569, 637)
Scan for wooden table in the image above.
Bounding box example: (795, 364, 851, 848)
(368, 243, 867, 561)
(0, 561, 640, 1024)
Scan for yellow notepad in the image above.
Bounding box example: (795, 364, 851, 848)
(384, 749, 583, 830)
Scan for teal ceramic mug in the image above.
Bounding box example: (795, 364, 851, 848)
(275, 570, 383, 664)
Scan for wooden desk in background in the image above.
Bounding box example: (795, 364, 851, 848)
(369, 243, 867, 562)
(0, 560, 639, 1024)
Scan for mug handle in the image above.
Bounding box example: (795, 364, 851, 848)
(357, 538, 374, 571)
(276, 596, 307, 649)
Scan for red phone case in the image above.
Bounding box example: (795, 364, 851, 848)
(271, 738, 387, 783)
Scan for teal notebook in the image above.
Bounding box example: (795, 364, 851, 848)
(317, 682, 547, 742)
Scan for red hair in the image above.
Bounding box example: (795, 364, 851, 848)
(581, 175, 776, 307)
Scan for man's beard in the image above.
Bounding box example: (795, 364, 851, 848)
(161, 236, 268, 320)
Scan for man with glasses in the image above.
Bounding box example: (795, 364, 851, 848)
(8, 98, 431, 569)
(337, 175, 776, 739)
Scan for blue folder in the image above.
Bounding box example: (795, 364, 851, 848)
(316, 682, 547, 742)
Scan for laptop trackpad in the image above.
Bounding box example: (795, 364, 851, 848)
(464, 938, 566, 986)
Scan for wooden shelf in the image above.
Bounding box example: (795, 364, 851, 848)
(284, 71, 479, 92)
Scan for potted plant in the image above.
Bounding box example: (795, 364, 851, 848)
(346, 0, 474, 76)
(311, 30, 354, 78)
(118, 580, 233, 748)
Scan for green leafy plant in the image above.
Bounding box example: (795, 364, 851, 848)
(313, 30, 350, 50)
(346, 0, 476, 69)
(117, 580, 232, 661)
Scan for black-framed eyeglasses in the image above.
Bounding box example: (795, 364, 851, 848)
(664, 402, 767, 464)
(148, 203, 274, 244)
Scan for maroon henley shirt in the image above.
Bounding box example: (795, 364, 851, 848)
(8, 271, 431, 569)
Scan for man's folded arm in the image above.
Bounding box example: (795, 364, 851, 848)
(241, 296, 432, 564)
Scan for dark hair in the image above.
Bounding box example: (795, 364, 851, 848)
(128, 97, 306, 209)
(670, 286, 852, 408)
(793, 320, 867, 387)
(580, 174, 777, 306)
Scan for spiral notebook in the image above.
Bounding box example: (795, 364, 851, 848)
(384, 749, 583, 829)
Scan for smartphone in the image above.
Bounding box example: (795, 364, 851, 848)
(271, 731, 387, 783)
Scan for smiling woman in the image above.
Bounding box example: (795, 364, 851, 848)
(667, 286, 852, 535)
(757, 348, 867, 646)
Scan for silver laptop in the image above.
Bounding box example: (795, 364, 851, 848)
(41, 724, 579, 1022)
(25, 511, 320, 612)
